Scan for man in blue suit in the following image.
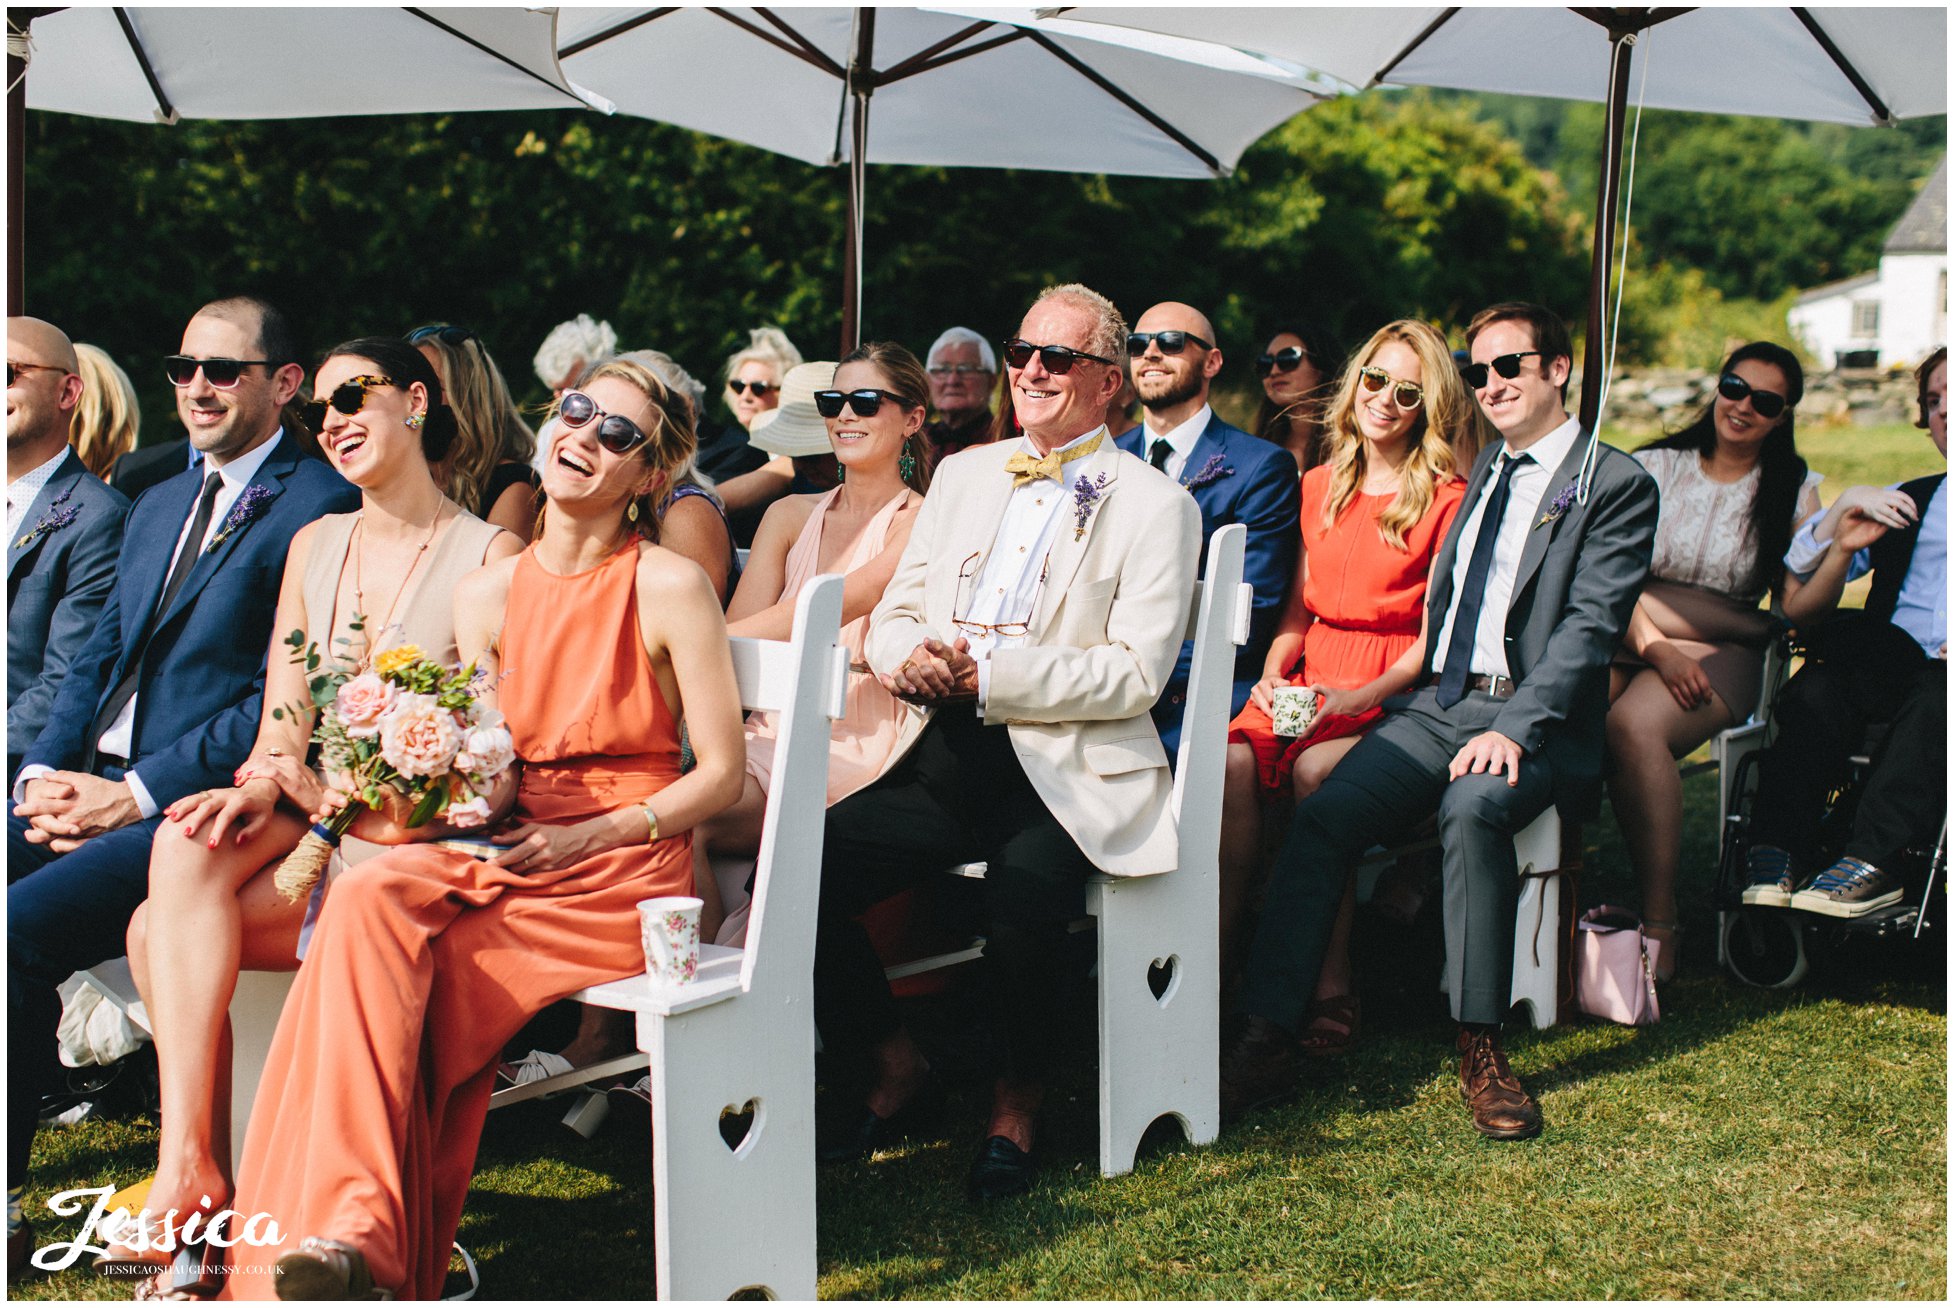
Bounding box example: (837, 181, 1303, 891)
(7, 317, 130, 786)
(7, 297, 356, 1258)
(1116, 302, 1299, 756)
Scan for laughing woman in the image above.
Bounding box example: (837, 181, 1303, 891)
(220, 357, 745, 1301)
(116, 339, 518, 1298)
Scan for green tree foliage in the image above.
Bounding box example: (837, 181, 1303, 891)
(23, 90, 1589, 442)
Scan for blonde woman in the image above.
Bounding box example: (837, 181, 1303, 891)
(69, 342, 140, 479)
(1219, 318, 1481, 1051)
(408, 323, 540, 540)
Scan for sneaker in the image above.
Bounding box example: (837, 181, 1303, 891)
(1740, 843, 1795, 907)
(1789, 856, 1903, 918)
(607, 1073, 653, 1109)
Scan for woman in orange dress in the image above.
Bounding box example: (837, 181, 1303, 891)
(220, 357, 745, 1300)
(1219, 319, 1482, 1052)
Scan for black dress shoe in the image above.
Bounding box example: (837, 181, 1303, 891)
(817, 1076, 940, 1165)
(1218, 1012, 1303, 1119)
(966, 1134, 1037, 1201)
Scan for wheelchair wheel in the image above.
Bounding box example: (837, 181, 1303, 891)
(1722, 910, 1810, 989)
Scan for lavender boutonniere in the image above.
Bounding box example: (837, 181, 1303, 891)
(206, 484, 276, 554)
(1071, 472, 1108, 542)
(1535, 482, 1577, 531)
(12, 487, 77, 551)
(1182, 455, 1234, 491)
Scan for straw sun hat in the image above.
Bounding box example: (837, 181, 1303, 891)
(748, 360, 840, 457)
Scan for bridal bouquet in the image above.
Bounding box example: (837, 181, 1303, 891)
(270, 624, 516, 902)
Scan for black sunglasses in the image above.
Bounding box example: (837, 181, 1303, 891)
(1461, 350, 1542, 391)
(727, 378, 776, 398)
(164, 355, 274, 389)
(812, 388, 918, 419)
(1717, 372, 1790, 419)
(299, 375, 397, 432)
(1254, 346, 1310, 378)
(1125, 330, 1212, 358)
(6, 361, 68, 386)
(406, 323, 476, 347)
(559, 389, 650, 454)
(1001, 338, 1116, 374)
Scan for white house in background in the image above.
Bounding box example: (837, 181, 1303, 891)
(1789, 155, 1946, 369)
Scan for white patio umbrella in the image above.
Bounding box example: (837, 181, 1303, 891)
(1042, 5, 1948, 435)
(7, 6, 606, 312)
(554, 6, 1334, 349)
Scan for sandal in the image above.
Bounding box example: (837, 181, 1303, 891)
(275, 1236, 392, 1301)
(1295, 994, 1361, 1058)
(1643, 920, 1681, 984)
(493, 1049, 575, 1096)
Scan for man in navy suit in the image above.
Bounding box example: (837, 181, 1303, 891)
(7, 317, 130, 785)
(1116, 302, 1299, 755)
(7, 297, 356, 1254)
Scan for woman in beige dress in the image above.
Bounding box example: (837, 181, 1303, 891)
(109, 338, 520, 1296)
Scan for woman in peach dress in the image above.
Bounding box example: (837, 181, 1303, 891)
(700, 341, 930, 943)
(220, 357, 745, 1300)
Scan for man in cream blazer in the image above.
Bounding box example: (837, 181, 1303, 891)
(813, 284, 1200, 1201)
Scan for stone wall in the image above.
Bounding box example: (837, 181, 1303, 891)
(1585, 366, 1925, 436)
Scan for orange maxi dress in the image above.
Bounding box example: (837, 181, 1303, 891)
(1230, 467, 1466, 793)
(224, 545, 694, 1301)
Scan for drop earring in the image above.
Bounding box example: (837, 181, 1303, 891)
(627, 500, 640, 524)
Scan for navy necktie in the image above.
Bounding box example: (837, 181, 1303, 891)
(1148, 439, 1172, 472)
(1435, 453, 1530, 709)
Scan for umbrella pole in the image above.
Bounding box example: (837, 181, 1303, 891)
(1577, 28, 1637, 434)
(840, 91, 867, 356)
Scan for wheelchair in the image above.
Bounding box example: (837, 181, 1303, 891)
(1713, 700, 1946, 990)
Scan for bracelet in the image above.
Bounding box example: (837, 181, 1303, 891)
(641, 800, 660, 845)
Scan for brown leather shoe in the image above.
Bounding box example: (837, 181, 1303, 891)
(1219, 1014, 1303, 1118)
(1456, 1027, 1542, 1140)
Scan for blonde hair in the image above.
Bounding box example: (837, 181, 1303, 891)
(540, 356, 698, 546)
(69, 343, 139, 480)
(1320, 320, 1480, 550)
(1032, 283, 1126, 363)
(721, 326, 802, 388)
(417, 334, 536, 516)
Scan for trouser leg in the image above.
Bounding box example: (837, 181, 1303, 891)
(1748, 661, 1864, 864)
(1436, 763, 1557, 1025)
(1846, 660, 1947, 867)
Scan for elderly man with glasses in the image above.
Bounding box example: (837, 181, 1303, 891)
(7, 297, 356, 1269)
(811, 284, 1199, 1201)
(921, 326, 999, 461)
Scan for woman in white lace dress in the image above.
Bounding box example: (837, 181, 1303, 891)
(1605, 342, 1823, 980)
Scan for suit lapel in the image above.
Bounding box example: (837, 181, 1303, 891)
(1509, 432, 1592, 605)
(7, 450, 85, 581)
(1033, 443, 1122, 632)
(150, 446, 293, 637)
(937, 442, 1022, 623)
(1177, 414, 1226, 489)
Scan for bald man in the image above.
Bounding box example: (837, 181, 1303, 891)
(1115, 302, 1299, 755)
(6, 317, 130, 786)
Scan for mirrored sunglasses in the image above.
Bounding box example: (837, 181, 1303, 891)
(1359, 367, 1425, 410)
(559, 389, 651, 453)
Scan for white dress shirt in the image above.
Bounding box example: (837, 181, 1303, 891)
(1430, 415, 1583, 680)
(965, 426, 1107, 711)
(1138, 403, 1211, 482)
(1783, 475, 1947, 657)
(19, 430, 287, 817)
(7, 446, 71, 543)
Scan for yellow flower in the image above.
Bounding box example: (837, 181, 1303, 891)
(373, 644, 427, 678)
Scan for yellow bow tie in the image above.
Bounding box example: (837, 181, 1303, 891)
(1002, 431, 1105, 487)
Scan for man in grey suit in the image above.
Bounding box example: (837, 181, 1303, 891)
(1220, 302, 1657, 1140)
(7, 317, 130, 785)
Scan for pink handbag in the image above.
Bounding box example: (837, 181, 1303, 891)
(1575, 905, 1662, 1026)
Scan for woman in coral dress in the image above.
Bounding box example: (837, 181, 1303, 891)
(221, 357, 745, 1300)
(1219, 319, 1482, 1052)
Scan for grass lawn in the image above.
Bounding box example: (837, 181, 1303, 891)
(16, 420, 1944, 1302)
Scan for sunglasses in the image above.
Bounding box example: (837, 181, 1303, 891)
(1460, 350, 1542, 391)
(164, 355, 274, 389)
(6, 361, 67, 386)
(406, 323, 476, 347)
(813, 388, 917, 419)
(1255, 346, 1310, 378)
(1001, 338, 1116, 374)
(1125, 330, 1212, 358)
(1717, 372, 1790, 419)
(727, 378, 776, 399)
(1359, 366, 1425, 410)
(559, 389, 650, 454)
(928, 362, 990, 377)
(299, 375, 397, 432)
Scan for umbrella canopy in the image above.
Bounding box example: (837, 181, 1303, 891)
(555, 6, 1332, 348)
(1043, 6, 1947, 432)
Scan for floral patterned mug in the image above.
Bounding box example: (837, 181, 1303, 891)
(637, 895, 704, 991)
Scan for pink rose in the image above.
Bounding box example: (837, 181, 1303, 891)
(445, 794, 492, 829)
(455, 724, 516, 779)
(378, 693, 462, 780)
(334, 673, 397, 739)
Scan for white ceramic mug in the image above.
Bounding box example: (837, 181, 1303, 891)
(1271, 685, 1320, 738)
(638, 895, 704, 990)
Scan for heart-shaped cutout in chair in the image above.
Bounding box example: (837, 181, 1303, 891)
(1147, 955, 1180, 1005)
(719, 1097, 762, 1154)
